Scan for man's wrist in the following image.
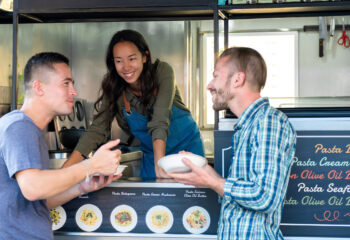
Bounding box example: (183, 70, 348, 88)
(78, 182, 87, 196)
(212, 178, 226, 197)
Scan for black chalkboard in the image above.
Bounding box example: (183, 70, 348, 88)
(281, 131, 350, 238)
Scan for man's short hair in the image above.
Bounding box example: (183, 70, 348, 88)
(219, 47, 267, 91)
(23, 52, 69, 92)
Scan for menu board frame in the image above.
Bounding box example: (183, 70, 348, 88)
(281, 130, 350, 238)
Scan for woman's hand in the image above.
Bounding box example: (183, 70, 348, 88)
(155, 165, 171, 179)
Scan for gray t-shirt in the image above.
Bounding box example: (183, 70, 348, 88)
(0, 110, 53, 240)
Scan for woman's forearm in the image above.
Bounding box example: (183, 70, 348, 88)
(62, 150, 84, 168)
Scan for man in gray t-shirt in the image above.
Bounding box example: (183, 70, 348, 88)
(0, 52, 123, 239)
(0, 111, 53, 239)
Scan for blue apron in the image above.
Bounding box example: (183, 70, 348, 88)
(122, 91, 204, 178)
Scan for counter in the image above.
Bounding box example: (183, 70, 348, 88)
(52, 179, 220, 239)
(51, 115, 350, 239)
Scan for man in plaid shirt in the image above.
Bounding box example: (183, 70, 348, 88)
(169, 47, 296, 240)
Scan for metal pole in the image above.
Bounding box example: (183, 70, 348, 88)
(214, 8, 219, 62)
(11, 0, 18, 110)
(224, 18, 228, 49)
(214, 6, 219, 130)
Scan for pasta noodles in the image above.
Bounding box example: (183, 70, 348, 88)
(50, 209, 60, 225)
(115, 210, 132, 227)
(152, 210, 169, 228)
(186, 210, 207, 229)
(80, 209, 98, 226)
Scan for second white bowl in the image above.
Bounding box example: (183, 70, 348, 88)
(158, 153, 207, 173)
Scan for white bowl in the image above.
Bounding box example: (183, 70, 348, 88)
(115, 165, 128, 175)
(157, 153, 207, 173)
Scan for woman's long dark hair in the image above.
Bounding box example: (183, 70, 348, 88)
(94, 29, 157, 124)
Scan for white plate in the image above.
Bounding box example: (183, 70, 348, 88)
(110, 205, 138, 232)
(145, 205, 173, 233)
(157, 153, 207, 173)
(182, 206, 210, 234)
(50, 206, 67, 231)
(75, 204, 103, 232)
(93, 165, 128, 176)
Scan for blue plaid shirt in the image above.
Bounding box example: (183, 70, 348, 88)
(218, 97, 296, 240)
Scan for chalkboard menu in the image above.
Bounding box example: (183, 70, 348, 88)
(280, 131, 350, 238)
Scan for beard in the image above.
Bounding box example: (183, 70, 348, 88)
(211, 78, 234, 111)
(212, 97, 228, 111)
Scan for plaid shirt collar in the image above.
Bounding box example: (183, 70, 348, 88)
(233, 97, 269, 131)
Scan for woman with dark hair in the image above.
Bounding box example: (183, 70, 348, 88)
(63, 30, 204, 178)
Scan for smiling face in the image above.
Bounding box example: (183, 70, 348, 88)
(40, 63, 77, 116)
(207, 56, 235, 111)
(113, 41, 147, 89)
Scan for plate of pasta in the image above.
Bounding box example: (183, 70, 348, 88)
(50, 206, 66, 231)
(110, 205, 138, 232)
(182, 206, 210, 234)
(75, 204, 103, 232)
(146, 205, 173, 233)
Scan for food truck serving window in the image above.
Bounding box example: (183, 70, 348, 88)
(202, 31, 298, 127)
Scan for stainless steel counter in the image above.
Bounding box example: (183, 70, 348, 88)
(120, 151, 142, 163)
(49, 151, 142, 178)
(218, 117, 350, 131)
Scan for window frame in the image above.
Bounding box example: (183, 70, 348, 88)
(199, 31, 299, 128)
